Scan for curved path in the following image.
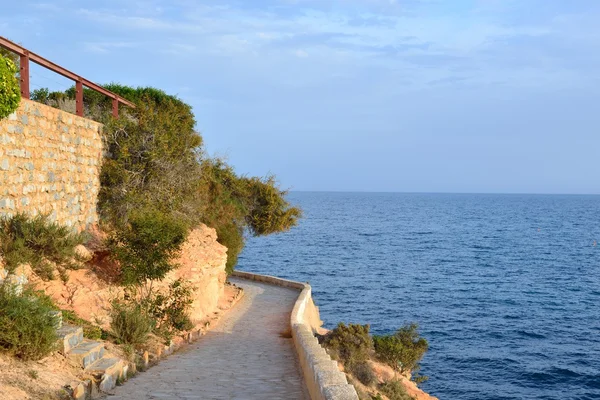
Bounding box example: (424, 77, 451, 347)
(109, 277, 309, 400)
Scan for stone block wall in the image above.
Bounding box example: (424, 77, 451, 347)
(0, 99, 103, 231)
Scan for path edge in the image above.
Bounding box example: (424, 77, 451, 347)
(231, 270, 359, 400)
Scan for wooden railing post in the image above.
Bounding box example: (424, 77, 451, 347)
(75, 80, 83, 116)
(19, 52, 30, 99)
(112, 97, 119, 118)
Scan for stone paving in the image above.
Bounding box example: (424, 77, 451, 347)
(109, 277, 309, 400)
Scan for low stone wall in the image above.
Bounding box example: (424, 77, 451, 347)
(0, 99, 103, 231)
(232, 270, 359, 400)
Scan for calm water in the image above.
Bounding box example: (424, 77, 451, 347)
(238, 192, 600, 400)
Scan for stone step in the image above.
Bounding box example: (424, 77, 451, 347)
(56, 325, 84, 355)
(68, 340, 105, 369)
(87, 356, 125, 393)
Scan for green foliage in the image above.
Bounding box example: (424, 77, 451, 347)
(323, 323, 373, 372)
(0, 213, 85, 280)
(0, 48, 18, 66)
(198, 159, 301, 273)
(373, 323, 428, 375)
(109, 301, 154, 346)
(349, 361, 377, 386)
(99, 91, 202, 227)
(216, 223, 245, 274)
(146, 279, 194, 341)
(0, 285, 59, 360)
(378, 380, 414, 400)
(31, 87, 50, 103)
(0, 55, 21, 120)
(48, 83, 300, 275)
(242, 175, 302, 236)
(110, 208, 188, 290)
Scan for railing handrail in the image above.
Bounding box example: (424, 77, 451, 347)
(0, 36, 135, 118)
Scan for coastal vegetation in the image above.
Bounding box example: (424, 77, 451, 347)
(378, 380, 415, 400)
(0, 285, 58, 361)
(93, 84, 300, 343)
(322, 322, 429, 400)
(0, 213, 85, 281)
(109, 301, 154, 347)
(0, 70, 300, 360)
(323, 323, 376, 385)
(374, 323, 429, 379)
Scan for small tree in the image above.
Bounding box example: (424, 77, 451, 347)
(373, 323, 428, 376)
(110, 207, 188, 300)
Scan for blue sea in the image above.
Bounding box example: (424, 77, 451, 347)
(237, 192, 600, 400)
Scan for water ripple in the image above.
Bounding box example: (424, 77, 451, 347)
(239, 192, 600, 400)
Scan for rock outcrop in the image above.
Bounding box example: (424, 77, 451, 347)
(29, 224, 228, 329)
(158, 224, 228, 325)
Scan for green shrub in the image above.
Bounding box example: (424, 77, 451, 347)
(109, 301, 153, 346)
(0, 285, 59, 360)
(0, 213, 85, 280)
(373, 323, 428, 375)
(242, 175, 302, 236)
(110, 208, 188, 291)
(349, 361, 377, 386)
(323, 323, 373, 370)
(379, 380, 414, 400)
(31, 87, 50, 103)
(49, 83, 300, 274)
(215, 223, 244, 275)
(98, 90, 202, 227)
(0, 55, 20, 119)
(146, 279, 194, 341)
(198, 159, 301, 273)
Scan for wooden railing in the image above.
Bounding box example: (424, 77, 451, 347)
(0, 36, 135, 118)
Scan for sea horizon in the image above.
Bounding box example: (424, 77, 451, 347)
(290, 190, 600, 196)
(240, 191, 600, 399)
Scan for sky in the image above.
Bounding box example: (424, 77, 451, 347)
(2, 0, 600, 194)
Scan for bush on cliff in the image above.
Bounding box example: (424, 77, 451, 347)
(39, 84, 301, 273)
(0, 213, 85, 280)
(109, 208, 194, 342)
(109, 207, 188, 296)
(0, 54, 21, 119)
(373, 323, 428, 376)
(324, 323, 373, 365)
(99, 86, 301, 274)
(98, 88, 202, 227)
(323, 323, 376, 385)
(145, 279, 194, 341)
(198, 159, 301, 273)
(378, 379, 413, 400)
(0, 284, 59, 360)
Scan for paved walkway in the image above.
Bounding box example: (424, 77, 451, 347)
(109, 278, 309, 400)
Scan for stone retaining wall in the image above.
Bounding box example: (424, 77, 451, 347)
(232, 270, 359, 400)
(0, 99, 103, 231)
